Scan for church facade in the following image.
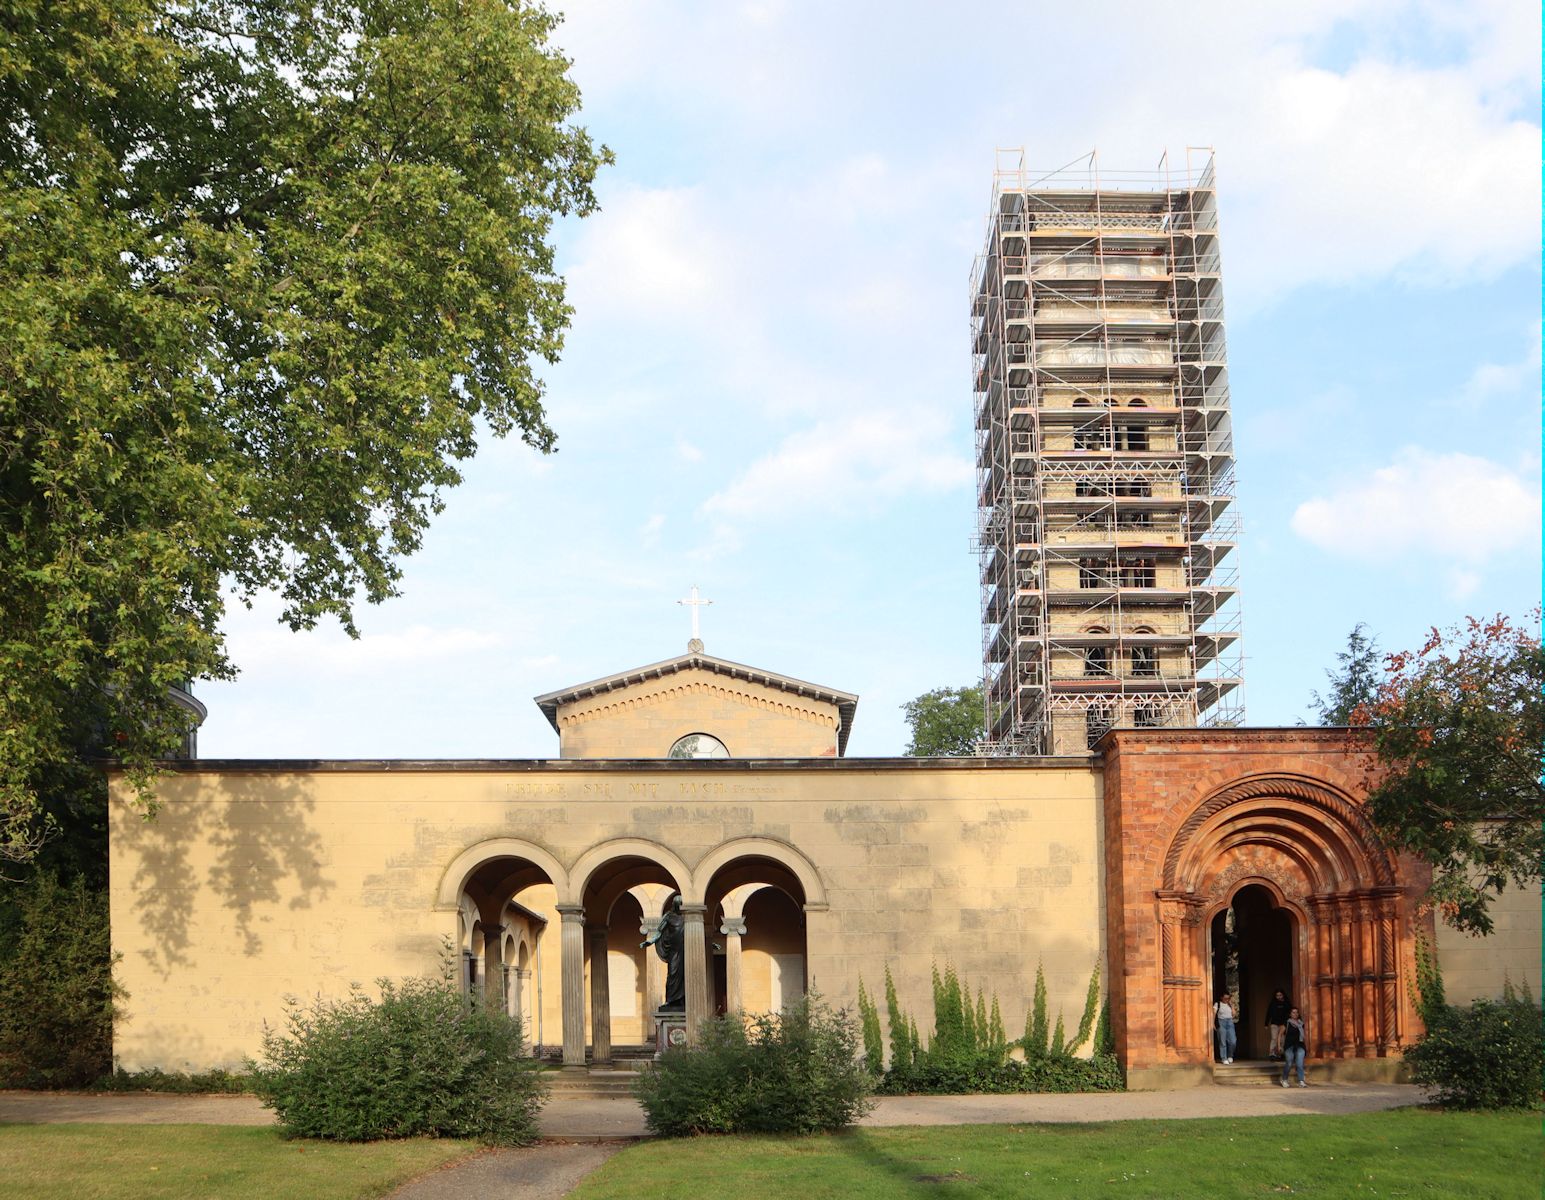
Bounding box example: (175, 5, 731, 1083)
(108, 646, 1539, 1089)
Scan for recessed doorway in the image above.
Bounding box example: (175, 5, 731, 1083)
(1210, 884, 1296, 1060)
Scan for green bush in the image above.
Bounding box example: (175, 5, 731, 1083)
(0, 872, 118, 1087)
(247, 977, 544, 1144)
(883, 1052, 1123, 1095)
(1406, 997, 1544, 1110)
(90, 1067, 251, 1094)
(634, 994, 873, 1137)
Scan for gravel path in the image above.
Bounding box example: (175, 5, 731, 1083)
(382, 1143, 625, 1200)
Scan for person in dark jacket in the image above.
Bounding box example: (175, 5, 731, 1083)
(1265, 989, 1291, 1059)
(1280, 1006, 1308, 1087)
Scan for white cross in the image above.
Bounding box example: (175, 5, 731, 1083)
(677, 585, 713, 642)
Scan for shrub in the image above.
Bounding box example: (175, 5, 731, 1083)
(1406, 997, 1544, 1110)
(91, 1067, 251, 1094)
(0, 872, 118, 1088)
(1024, 961, 1049, 1059)
(883, 1052, 1123, 1095)
(635, 993, 873, 1137)
(857, 978, 883, 1076)
(247, 976, 544, 1144)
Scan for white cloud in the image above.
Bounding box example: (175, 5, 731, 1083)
(1290, 448, 1541, 564)
(703, 409, 972, 522)
(1455, 325, 1542, 408)
(640, 513, 666, 547)
(675, 438, 703, 463)
(565, 183, 730, 324)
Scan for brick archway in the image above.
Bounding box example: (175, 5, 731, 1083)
(1101, 730, 1430, 1088)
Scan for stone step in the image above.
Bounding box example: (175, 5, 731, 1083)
(1213, 1059, 1288, 1086)
(544, 1069, 642, 1097)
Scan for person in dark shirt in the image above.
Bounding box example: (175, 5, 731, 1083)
(1265, 989, 1291, 1060)
(1280, 1006, 1308, 1087)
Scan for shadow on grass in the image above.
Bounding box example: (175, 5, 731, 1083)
(830, 1128, 984, 1197)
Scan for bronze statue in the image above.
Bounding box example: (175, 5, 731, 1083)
(642, 893, 686, 1011)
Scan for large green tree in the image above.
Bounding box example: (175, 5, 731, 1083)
(1309, 622, 1380, 724)
(901, 685, 984, 757)
(0, 0, 607, 861)
(1354, 614, 1544, 935)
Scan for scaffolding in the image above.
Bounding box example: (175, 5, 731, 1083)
(972, 149, 1244, 756)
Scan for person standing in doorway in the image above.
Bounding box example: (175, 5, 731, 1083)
(1265, 988, 1291, 1059)
(1280, 1006, 1308, 1087)
(1214, 991, 1237, 1064)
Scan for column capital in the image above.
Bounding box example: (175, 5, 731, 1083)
(587, 924, 609, 941)
(720, 916, 747, 937)
(639, 916, 663, 935)
(680, 903, 709, 919)
(556, 903, 586, 922)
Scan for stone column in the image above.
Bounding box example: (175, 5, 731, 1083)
(1374, 891, 1400, 1050)
(682, 902, 710, 1043)
(589, 926, 612, 1066)
(640, 916, 664, 1038)
(1308, 897, 1336, 1057)
(482, 926, 504, 1010)
(1157, 891, 1205, 1060)
(514, 967, 532, 1050)
(557, 904, 587, 1068)
(720, 915, 747, 1013)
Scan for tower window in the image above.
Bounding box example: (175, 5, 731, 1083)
(1119, 559, 1156, 588)
(1116, 423, 1149, 451)
(1085, 705, 1114, 749)
(1130, 645, 1159, 677)
(1079, 559, 1113, 588)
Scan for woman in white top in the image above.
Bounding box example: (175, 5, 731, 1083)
(1214, 991, 1237, 1064)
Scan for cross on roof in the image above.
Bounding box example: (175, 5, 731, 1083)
(677, 584, 713, 647)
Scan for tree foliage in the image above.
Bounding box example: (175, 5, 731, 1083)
(0, 872, 119, 1087)
(901, 685, 984, 756)
(1310, 622, 1380, 724)
(0, 0, 607, 860)
(1353, 613, 1544, 934)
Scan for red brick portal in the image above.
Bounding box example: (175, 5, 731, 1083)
(1101, 728, 1433, 1086)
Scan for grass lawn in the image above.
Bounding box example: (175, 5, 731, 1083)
(569, 1109, 1541, 1200)
(0, 1124, 478, 1200)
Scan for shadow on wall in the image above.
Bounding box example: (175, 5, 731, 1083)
(129, 773, 334, 976)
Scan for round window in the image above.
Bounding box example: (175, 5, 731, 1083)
(668, 733, 729, 759)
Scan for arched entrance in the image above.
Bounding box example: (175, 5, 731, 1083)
(572, 840, 689, 1062)
(436, 839, 561, 1049)
(1157, 775, 1407, 1065)
(1209, 883, 1297, 1060)
(699, 843, 818, 1019)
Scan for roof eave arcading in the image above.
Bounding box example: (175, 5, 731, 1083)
(532, 651, 860, 756)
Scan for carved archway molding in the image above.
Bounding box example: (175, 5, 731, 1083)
(1155, 774, 1405, 1064)
(1163, 773, 1396, 892)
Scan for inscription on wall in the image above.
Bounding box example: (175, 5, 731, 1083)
(502, 779, 781, 800)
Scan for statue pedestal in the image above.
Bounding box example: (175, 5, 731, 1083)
(654, 1010, 687, 1058)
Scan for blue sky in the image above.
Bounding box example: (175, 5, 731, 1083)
(198, 0, 1542, 759)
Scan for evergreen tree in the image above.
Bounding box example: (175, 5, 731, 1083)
(1310, 623, 1380, 724)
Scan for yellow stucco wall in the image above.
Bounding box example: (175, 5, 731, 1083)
(556, 667, 842, 758)
(1434, 883, 1543, 1003)
(108, 760, 1105, 1071)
